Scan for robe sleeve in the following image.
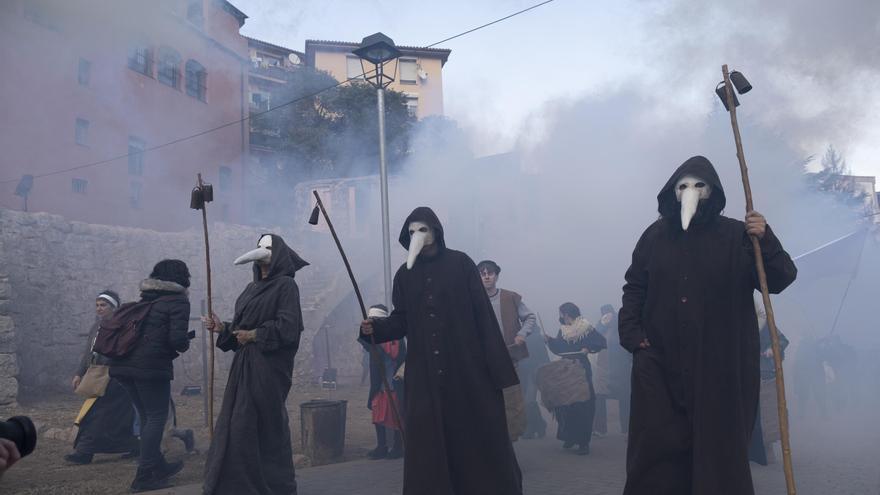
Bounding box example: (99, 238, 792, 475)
(167, 298, 191, 353)
(365, 269, 408, 344)
(747, 224, 798, 294)
(253, 280, 303, 352)
(546, 331, 576, 356)
(464, 255, 519, 390)
(75, 323, 98, 377)
(585, 328, 607, 353)
(216, 321, 239, 352)
(619, 226, 653, 353)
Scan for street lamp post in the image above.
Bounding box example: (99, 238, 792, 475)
(353, 33, 402, 310)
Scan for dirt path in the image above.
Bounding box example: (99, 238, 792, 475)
(2, 378, 377, 494)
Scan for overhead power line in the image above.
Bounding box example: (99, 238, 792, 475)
(0, 0, 557, 185)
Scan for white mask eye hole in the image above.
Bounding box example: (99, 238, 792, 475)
(418, 227, 428, 233)
(695, 182, 706, 188)
(678, 184, 688, 191)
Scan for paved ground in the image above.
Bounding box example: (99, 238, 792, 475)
(151, 412, 880, 495)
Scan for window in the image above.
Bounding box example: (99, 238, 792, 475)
(219, 166, 232, 191)
(75, 118, 89, 145)
(399, 59, 418, 84)
(185, 60, 206, 101)
(127, 43, 153, 76)
(250, 91, 270, 112)
(78, 58, 90, 86)
(346, 56, 364, 80)
(404, 94, 419, 117)
(128, 137, 145, 176)
(186, 0, 204, 28)
(71, 178, 87, 194)
(130, 182, 143, 208)
(158, 47, 181, 89)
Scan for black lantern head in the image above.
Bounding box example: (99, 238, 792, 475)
(352, 33, 402, 65)
(730, 71, 752, 94)
(190, 187, 204, 210)
(308, 204, 321, 225)
(201, 183, 214, 203)
(715, 82, 739, 111)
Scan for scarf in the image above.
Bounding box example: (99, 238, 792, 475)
(560, 316, 593, 343)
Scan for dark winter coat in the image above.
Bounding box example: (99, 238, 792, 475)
(619, 156, 797, 495)
(203, 234, 307, 495)
(109, 279, 191, 382)
(364, 207, 522, 495)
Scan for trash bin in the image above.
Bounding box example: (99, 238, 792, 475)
(300, 399, 347, 465)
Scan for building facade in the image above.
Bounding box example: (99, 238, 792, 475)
(0, 0, 250, 230)
(304, 39, 451, 119)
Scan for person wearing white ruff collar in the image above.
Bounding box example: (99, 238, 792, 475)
(203, 234, 308, 495)
(360, 207, 522, 495)
(619, 156, 797, 495)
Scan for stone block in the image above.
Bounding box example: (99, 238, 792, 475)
(0, 377, 18, 405)
(0, 354, 18, 377)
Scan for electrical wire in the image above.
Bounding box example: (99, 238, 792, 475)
(0, 0, 558, 184)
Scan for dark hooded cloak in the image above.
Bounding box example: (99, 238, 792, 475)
(619, 156, 797, 495)
(364, 207, 522, 495)
(204, 234, 308, 495)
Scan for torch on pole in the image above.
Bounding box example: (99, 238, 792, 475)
(191, 174, 215, 439)
(718, 64, 796, 495)
(309, 190, 406, 447)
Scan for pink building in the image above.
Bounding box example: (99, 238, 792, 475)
(0, 0, 250, 230)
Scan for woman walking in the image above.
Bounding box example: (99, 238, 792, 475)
(545, 302, 606, 455)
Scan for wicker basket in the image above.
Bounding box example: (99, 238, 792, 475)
(535, 358, 590, 410)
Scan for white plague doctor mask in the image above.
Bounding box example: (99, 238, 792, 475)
(675, 175, 712, 231)
(234, 234, 272, 266)
(406, 221, 435, 270)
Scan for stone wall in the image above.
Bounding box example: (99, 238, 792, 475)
(0, 208, 376, 400)
(0, 268, 19, 406)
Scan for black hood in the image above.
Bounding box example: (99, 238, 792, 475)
(657, 155, 727, 222)
(398, 207, 446, 250)
(253, 234, 309, 282)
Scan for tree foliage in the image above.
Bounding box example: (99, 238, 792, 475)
(250, 66, 415, 182)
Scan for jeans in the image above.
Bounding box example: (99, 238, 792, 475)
(117, 378, 170, 469)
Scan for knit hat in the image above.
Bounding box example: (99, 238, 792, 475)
(97, 289, 120, 308)
(149, 259, 191, 288)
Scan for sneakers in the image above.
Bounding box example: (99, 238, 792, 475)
(64, 451, 93, 465)
(576, 444, 590, 456)
(367, 446, 388, 460)
(129, 460, 184, 493)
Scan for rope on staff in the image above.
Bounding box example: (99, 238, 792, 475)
(721, 64, 796, 495)
(192, 174, 216, 439)
(309, 190, 406, 447)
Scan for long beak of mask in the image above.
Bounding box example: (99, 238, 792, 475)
(675, 175, 711, 231)
(234, 235, 272, 266)
(406, 222, 434, 270)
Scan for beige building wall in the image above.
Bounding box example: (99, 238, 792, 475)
(308, 43, 449, 120)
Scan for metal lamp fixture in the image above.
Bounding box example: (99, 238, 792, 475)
(352, 32, 403, 311)
(352, 32, 402, 89)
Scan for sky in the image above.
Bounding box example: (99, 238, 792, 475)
(233, 0, 880, 179)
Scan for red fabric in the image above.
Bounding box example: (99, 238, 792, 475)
(381, 341, 399, 359)
(371, 390, 402, 430)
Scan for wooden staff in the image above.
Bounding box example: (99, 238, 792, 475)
(309, 190, 406, 446)
(721, 64, 796, 494)
(192, 174, 216, 439)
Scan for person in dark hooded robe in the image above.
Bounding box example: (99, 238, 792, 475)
(619, 156, 797, 495)
(360, 207, 522, 495)
(203, 234, 308, 495)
